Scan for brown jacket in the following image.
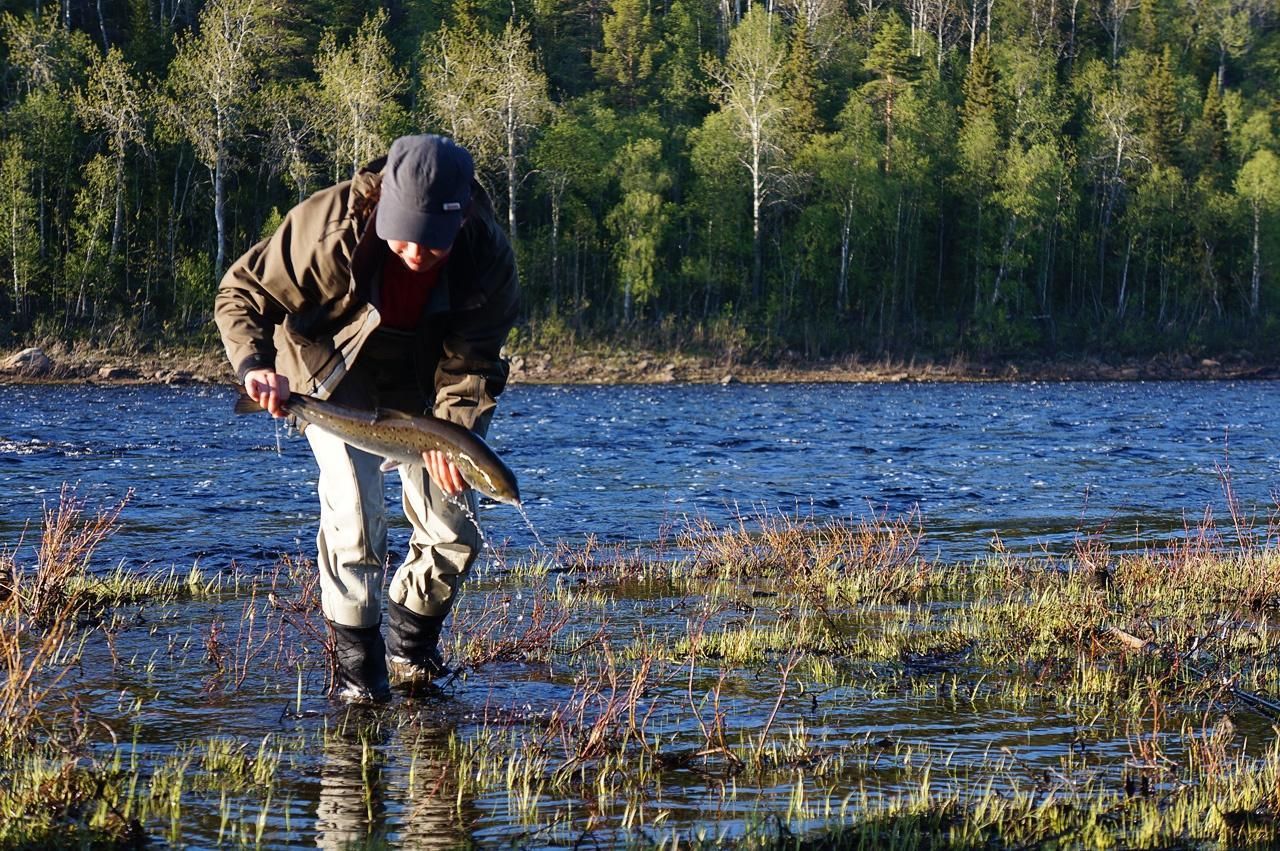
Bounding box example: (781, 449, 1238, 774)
(215, 157, 519, 432)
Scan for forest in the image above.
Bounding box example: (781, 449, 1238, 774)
(0, 0, 1277, 360)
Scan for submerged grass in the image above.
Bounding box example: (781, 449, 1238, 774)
(0, 489, 149, 848)
(10, 491, 1280, 845)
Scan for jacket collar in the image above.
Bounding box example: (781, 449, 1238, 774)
(348, 161, 387, 297)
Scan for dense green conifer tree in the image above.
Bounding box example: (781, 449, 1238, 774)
(957, 42, 999, 316)
(861, 14, 917, 173)
(594, 0, 659, 110)
(654, 0, 714, 128)
(1141, 47, 1182, 168)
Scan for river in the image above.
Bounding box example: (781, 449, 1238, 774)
(1, 379, 1278, 847)
(2, 380, 1278, 568)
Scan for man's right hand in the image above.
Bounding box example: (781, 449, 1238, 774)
(245, 368, 290, 418)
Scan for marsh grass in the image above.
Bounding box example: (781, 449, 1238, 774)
(0, 491, 312, 848)
(204, 553, 327, 694)
(425, 507, 1280, 846)
(0, 489, 118, 740)
(450, 588, 573, 670)
(13, 494, 1280, 846)
(0, 489, 151, 847)
(0, 758, 146, 849)
(674, 509, 941, 603)
(24, 485, 127, 623)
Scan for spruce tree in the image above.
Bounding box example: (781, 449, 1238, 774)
(1142, 47, 1181, 167)
(594, 0, 659, 110)
(861, 14, 916, 173)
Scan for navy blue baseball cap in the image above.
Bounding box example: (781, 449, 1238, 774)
(375, 134, 474, 249)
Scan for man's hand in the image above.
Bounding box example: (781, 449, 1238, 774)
(424, 449, 468, 498)
(245, 368, 290, 418)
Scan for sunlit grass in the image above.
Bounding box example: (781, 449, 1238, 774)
(7, 493, 1280, 845)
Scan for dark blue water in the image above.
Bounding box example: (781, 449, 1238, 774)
(2, 380, 1278, 568)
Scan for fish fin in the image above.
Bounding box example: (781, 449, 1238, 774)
(375, 408, 415, 421)
(233, 392, 265, 415)
(379, 459, 399, 473)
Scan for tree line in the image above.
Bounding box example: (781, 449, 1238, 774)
(0, 0, 1277, 360)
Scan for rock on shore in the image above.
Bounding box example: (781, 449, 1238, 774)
(2, 347, 52, 376)
(0, 345, 228, 385)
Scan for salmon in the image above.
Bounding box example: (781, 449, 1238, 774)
(235, 392, 520, 506)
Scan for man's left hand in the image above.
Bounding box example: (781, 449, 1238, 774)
(424, 450, 468, 497)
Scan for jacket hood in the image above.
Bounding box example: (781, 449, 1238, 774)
(349, 158, 387, 223)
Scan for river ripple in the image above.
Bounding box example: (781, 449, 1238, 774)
(1, 380, 1277, 567)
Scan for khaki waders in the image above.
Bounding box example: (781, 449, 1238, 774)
(307, 327, 483, 632)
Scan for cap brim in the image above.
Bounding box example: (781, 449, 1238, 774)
(375, 204, 463, 250)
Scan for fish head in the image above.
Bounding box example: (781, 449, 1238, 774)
(467, 471, 521, 507)
(489, 488, 522, 508)
(454, 453, 521, 507)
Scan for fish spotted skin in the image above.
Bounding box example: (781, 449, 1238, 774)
(235, 391, 520, 506)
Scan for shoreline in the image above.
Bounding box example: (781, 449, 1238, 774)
(2, 344, 1277, 387)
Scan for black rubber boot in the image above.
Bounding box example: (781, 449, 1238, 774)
(328, 621, 392, 704)
(385, 599, 450, 687)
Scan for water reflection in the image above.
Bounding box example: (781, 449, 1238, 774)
(314, 706, 470, 850)
(396, 719, 473, 850)
(315, 710, 390, 849)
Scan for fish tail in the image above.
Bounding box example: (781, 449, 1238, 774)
(233, 392, 265, 415)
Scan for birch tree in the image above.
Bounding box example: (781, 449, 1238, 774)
(163, 0, 282, 277)
(74, 46, 146, 269)
(2, 12, 92, 296)
(1080, 61, 1143, 310)
(991, 141, 1066, 310)
(906, 0, 961, 66)
(0, 141, 39, 323)
(315, 10, 407, 180)
(531, 104, 615, 311)
(491, 21, 551, 244)
(1096, 0, 1139, 63)
(421, 19, 550, 242)
(1, 11, 94, 95)
(1190, 0, 1274, 88)
(66, 154, 113, 322)
(262, 80, 321, 203)
(1236, 148, 1280, 316)
(703, 5, 790, 300)
(800, 98, 881, 314)
(779, 0, 851, 65)
(419, 22, 495, 157)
